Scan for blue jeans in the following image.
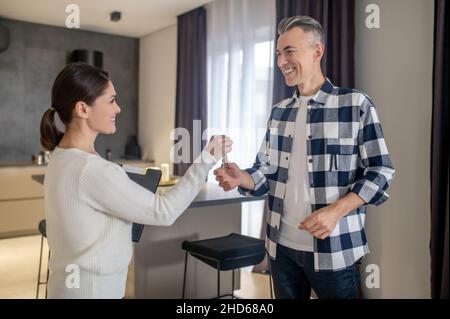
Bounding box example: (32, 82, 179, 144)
(269, 244, 360, 299)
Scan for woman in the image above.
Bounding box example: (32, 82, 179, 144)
(40, 62, 231, 298)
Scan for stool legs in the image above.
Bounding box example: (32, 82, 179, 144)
(269, 273, 273, 299)
(231, 269, 234, 299)
(36, 235, 44, 299)
(45, 250, 50, 299)
(182, 253, 242, 299)
(182, 251, 188, 299)
(36, 235, 50, 299)
(217, 262, 220, 298)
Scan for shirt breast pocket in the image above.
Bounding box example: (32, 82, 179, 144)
(326, 138, 358, 172)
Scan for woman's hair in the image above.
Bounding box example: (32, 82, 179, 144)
(40, 62, 110, 151)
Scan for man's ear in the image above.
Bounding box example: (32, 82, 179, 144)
(74, 101, 89, 119)
(313, 42, 325, 63)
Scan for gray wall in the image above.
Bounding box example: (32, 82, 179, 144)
(0, 18, 139, 161)
(355, 0, 433, 298)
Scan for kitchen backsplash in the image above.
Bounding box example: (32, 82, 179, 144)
(0, 18, 139, 162)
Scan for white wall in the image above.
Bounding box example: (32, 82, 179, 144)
(355, 0, 434, 298)
(139, 25, 177, 170)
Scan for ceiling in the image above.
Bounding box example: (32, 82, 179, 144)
(0, 0, 212, 38)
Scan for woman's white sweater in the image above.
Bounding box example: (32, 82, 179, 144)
(44, 147, 216, 298)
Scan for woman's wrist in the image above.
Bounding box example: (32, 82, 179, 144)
(200, 150, 218, 166)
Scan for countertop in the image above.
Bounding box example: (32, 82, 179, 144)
(31, 174, 265, 208)
(159, 182, 264, 208)
(0, 158, 154, 168)
(0, 161, 45, 168)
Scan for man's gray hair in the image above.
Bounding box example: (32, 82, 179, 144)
(277, 16, 326, 46)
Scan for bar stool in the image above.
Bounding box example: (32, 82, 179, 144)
(181, 233, 273, 299)
(36, 219, 50, 299)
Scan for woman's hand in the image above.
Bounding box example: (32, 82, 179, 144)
(204, 135, 233, 161)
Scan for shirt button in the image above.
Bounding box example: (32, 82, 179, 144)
(308, 159, 313, 163)
(285, 156, 288, 160)
(308, 135, 312, 139)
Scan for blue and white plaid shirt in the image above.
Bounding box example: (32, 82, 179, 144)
(238, 78, 395, 271)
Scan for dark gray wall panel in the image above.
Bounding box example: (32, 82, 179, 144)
(0, 18, 139, 161)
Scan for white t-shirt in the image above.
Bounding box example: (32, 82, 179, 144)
(279, 95, 314, 252)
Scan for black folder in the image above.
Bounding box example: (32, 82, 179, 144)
(124, 168, 162, 243)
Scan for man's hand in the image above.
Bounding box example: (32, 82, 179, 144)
(213, 163, 242, 191)
(299, 204, 342, 239)
(299, 192, 365, 239)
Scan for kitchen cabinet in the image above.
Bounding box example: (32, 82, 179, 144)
(0, 165, 46, 238)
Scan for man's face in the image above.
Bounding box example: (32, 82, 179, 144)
(276, 27, 321, 87)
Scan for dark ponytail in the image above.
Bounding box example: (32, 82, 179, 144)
(39, 62, 110, 151)
(40, 108, 64, 151)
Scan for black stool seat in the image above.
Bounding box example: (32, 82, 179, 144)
(181, 233, 272, 299)
(182, 233, 265, 271)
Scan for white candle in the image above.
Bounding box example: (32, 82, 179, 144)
(161, 163, 170, 182)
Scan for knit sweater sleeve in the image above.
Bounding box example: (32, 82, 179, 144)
(79, 152, 216, 226)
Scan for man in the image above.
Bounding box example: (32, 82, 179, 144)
(214, 16, 395, 299)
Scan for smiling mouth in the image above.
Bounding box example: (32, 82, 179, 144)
(283, 67, 295, 75)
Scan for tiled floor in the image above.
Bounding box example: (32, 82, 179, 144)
(0, 235, 272, 299)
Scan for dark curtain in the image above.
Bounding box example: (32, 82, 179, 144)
(431, 0, 449, 300)
(273, 0, 355, 104)
(174, 7, 207, 176)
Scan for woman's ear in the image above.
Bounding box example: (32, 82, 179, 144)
(74, 101, 89, 119)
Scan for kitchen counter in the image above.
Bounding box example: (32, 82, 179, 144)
(31, 174, 263, 209)
(0, 161, 45, 168)
(159, 182, 263, 208)
(0, 157, 153, 168)
(135, 184, 264, 298)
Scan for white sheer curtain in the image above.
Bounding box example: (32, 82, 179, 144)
(206, 0, 275, 239)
